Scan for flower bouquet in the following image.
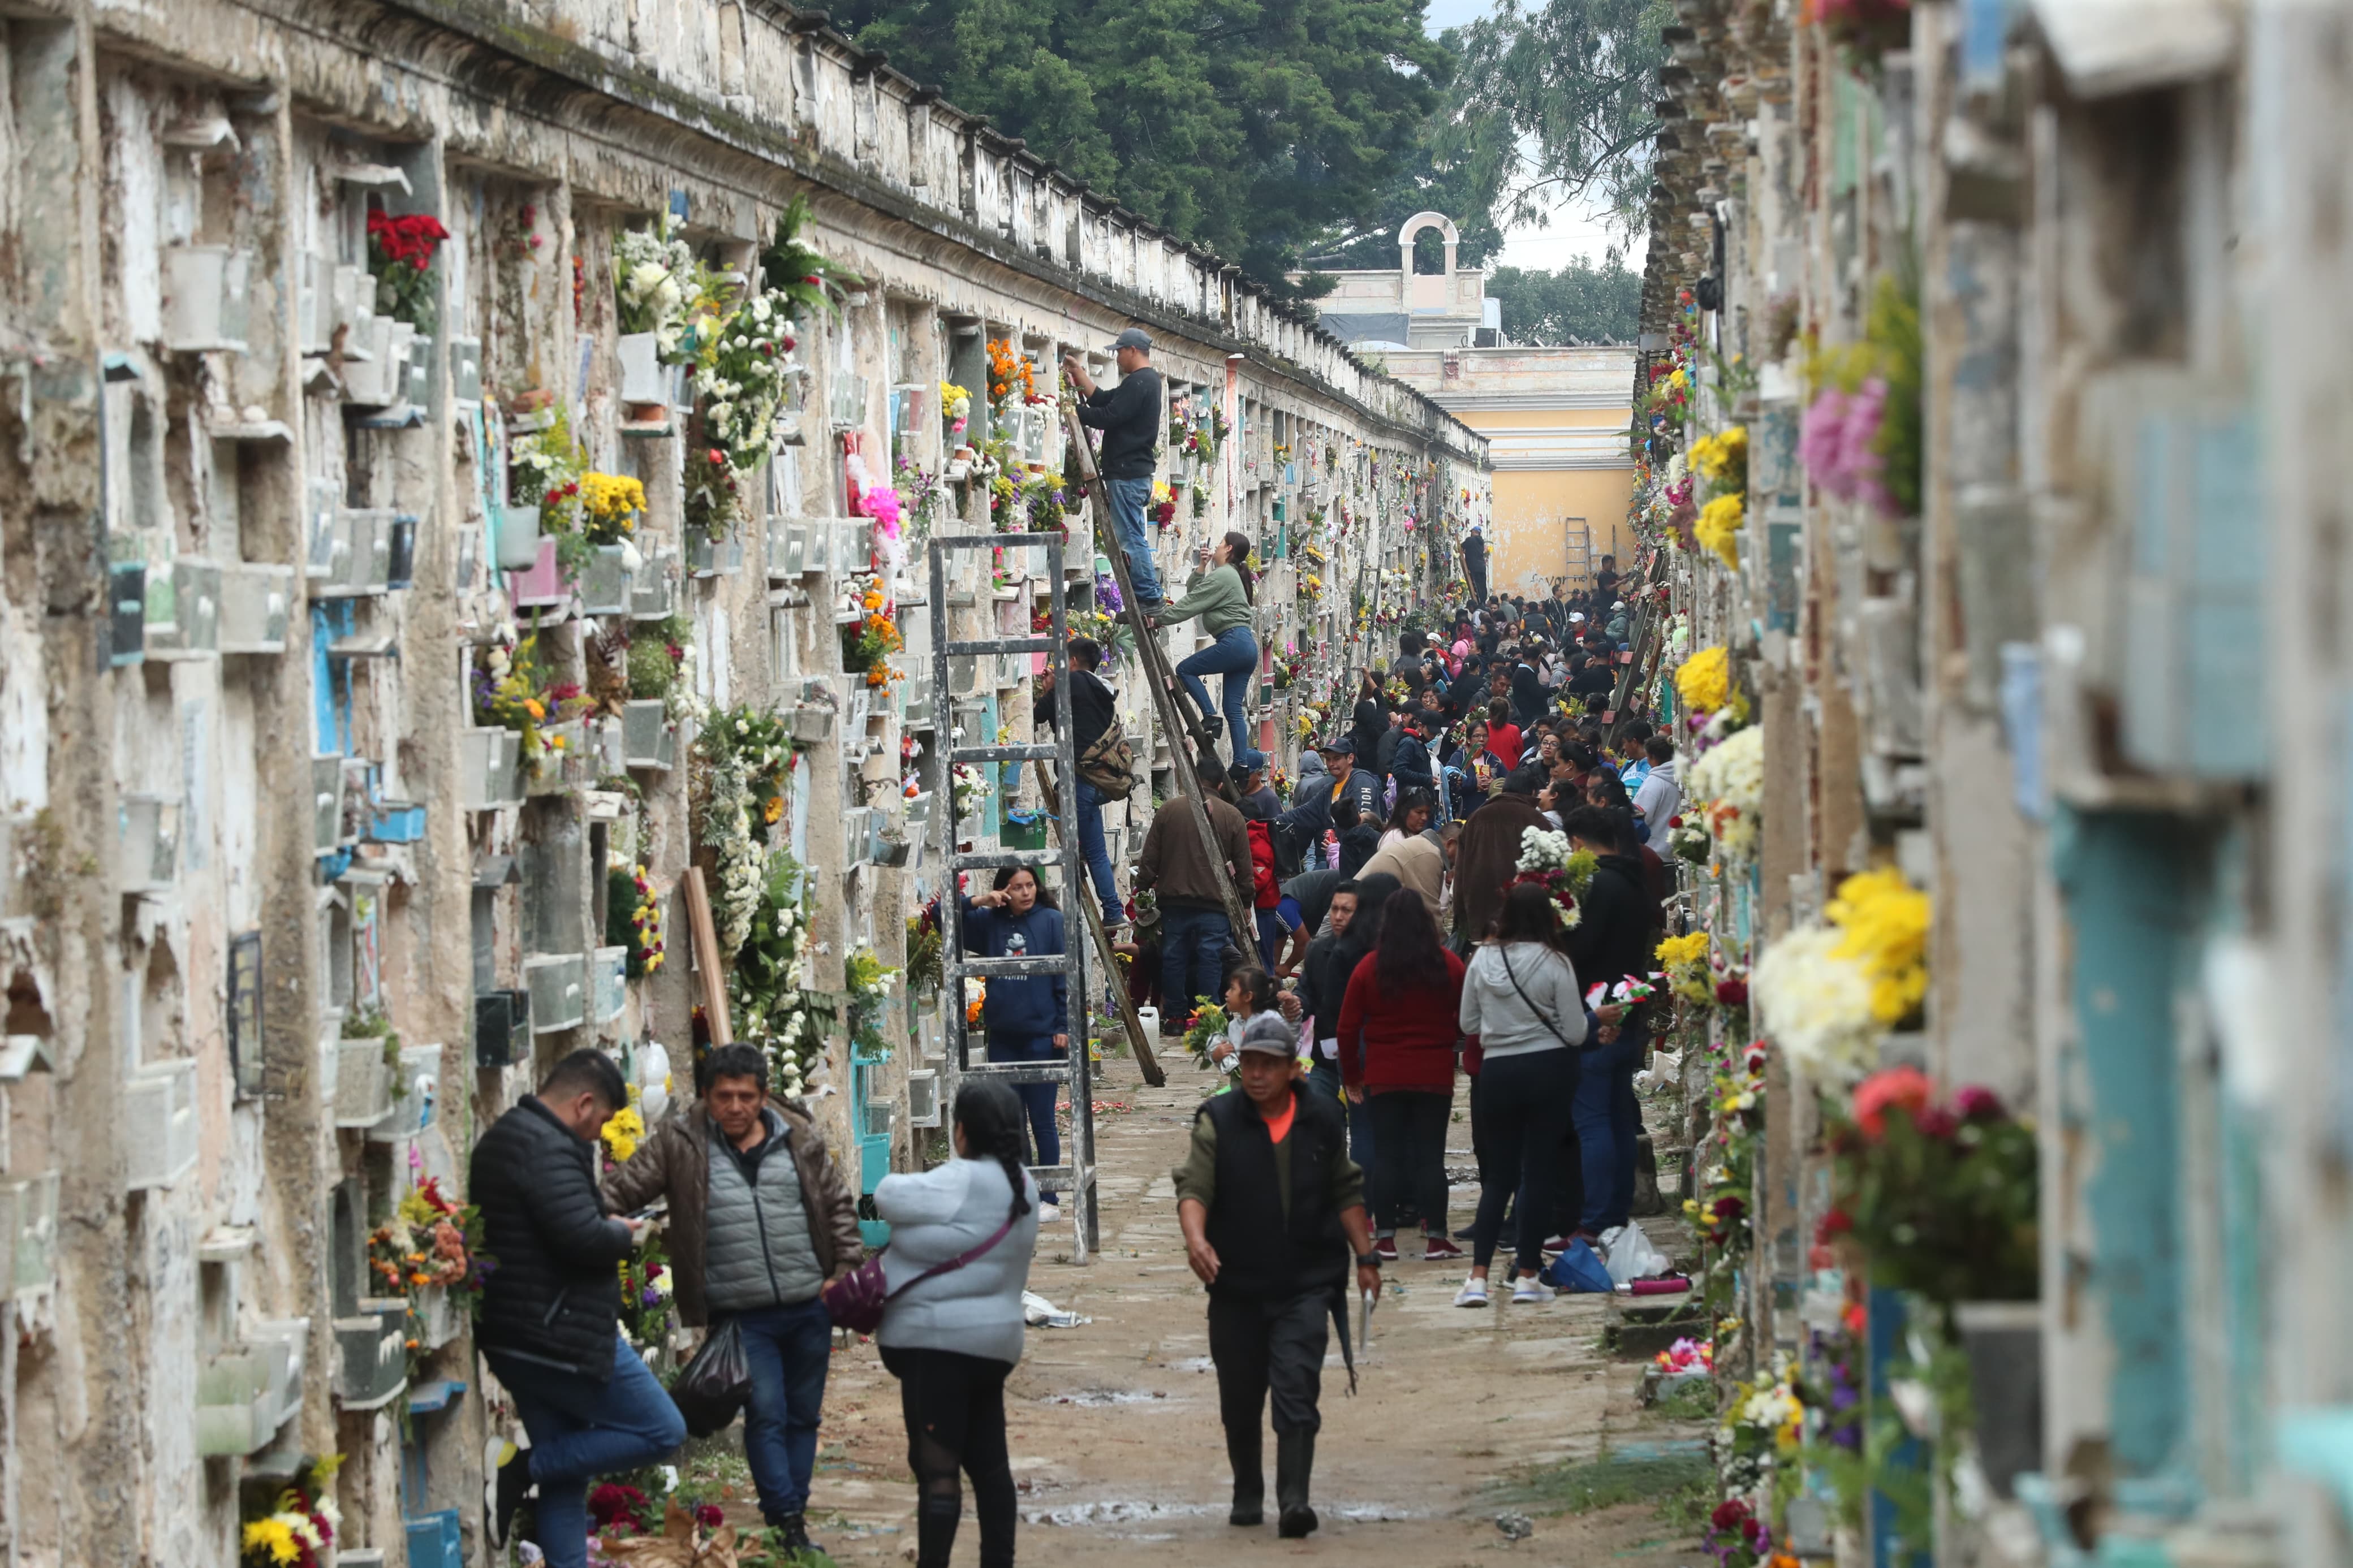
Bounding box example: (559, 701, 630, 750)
(613, 215, 702, 360)
(950, 762, 989, 822)
(240, 1454, 343, 1568)
(1181, 1001, 1233, 1074)
(940, 380, 972, 439)
(368, 209, 447, 333)
(1686, 724, 1764, 863)
(1653, 1336, 1714, 1376)
(841, 589, 904, 694)
(1511, 826, 1598, 927)
(1150, 480, 1177, 526)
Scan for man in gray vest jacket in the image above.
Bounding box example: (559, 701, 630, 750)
(606, 1043, 864, 1557)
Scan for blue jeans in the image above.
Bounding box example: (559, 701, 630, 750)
(489, 1338, 687, 1568)
(1175, 625, 1257, 758)
(1574, 1021, 1646, 1233)
(732, 1295, 837, 1523)
(1104, 474, 1163, 604)
(1074, 779, 1122, 926)
(1158, 906, 1229, 1027)
(986, 1033, 1063, 1167)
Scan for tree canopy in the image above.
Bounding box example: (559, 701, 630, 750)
(1486, 258, 1644, 344)
(837, 0, 1454, 290)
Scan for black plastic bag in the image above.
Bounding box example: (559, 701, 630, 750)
(669, 1318, 752, 1437)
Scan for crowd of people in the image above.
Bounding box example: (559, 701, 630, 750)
(463, 563, 1679, 1567)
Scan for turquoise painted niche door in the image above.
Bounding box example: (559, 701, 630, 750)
(851, 1042, 893, 1247)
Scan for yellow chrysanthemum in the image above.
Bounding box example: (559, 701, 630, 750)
(1826, 866, 1932, 1024)
(1674, 645, 1733, 714)
(1694, 493, 1743, 569)
(601, 1104, 646, 1165)
(1656, 932, 1710, 967)
(243, 1518, 301, 1566)
(1688, 425, 1748, 482)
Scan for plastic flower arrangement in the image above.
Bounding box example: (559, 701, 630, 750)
(1694, 492, 1744, 570)
(367, 209, 448, 332)
(695, 705, 795, 953)
(578, 471, 647, 547)
(1674, 645, 1736, 716)
(1654, 1336, 1714, 1376)
(613, 216, 701, 358)
(239, 1455, 343, 1568)
(1684, 724, 1765, 863)
(729, 848, 828, 1094)
(940, 380, 972, 437)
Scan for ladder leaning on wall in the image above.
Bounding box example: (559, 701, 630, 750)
(927, 530, 1101, 1256)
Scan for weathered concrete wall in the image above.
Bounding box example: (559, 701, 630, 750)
(0, 1, 1488, 1562)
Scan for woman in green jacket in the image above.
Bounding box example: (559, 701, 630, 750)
(1154, 529, 1260, 759)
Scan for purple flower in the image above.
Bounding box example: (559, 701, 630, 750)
(1094, 572, 1124, 614)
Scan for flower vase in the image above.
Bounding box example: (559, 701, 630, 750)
(494, 503, 544, 571)
(617, 331, 666, 406)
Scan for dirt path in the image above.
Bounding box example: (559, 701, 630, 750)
(792, 1057, 1713, 1566)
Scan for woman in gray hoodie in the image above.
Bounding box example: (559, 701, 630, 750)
(1453, 883, 1589, 1306)
(875, 1080, 1042, 1568)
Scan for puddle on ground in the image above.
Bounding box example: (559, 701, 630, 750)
(1039, 1387, 1171, 1406)
(1023, 1498, 1427, 1528)
(1023, 1500, 1225, 1527)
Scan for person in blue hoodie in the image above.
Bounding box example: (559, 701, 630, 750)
(961, 865, 1068, 1223)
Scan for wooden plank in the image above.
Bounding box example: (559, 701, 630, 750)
(1031, 759, 1166, 1087)
(1059, 400, 1259, 944)
(680, 866, 732, 1046)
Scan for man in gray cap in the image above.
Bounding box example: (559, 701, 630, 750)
(1065, 327, 1166, 608)
(1174, 1013, 1378, 1539)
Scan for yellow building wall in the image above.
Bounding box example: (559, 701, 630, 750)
(1454, 408, 1635, 596)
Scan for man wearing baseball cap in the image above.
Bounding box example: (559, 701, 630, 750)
(1065, 327, 1166, 609)
(1175, 1013, 1378, 1539)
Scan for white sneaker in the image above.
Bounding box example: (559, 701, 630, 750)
(1453, 1278, 1490, 1308)
(1037, 1200, 1063, 1223)
(1511, 1276, 1552, 1304)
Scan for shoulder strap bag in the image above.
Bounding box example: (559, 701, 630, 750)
(1496, 945, 1583, 1052)
(821, 1213, 1016, 1335)
(1076, 715, 1137, 798)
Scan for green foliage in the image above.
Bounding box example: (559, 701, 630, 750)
(1486, 258, 1643, 345)
(1443, 0, 1672, 234)
(761, 195, 865, 319)
(833, 0, 1453, 287)
(1828, 1091, 2038, 1308)
(627, 619, 690, 700)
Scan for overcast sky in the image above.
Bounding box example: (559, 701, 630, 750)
(1423, 0, 1635, 273)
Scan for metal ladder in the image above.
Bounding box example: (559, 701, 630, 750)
(928, 530, 1100, 1256)
(1563, 516, 1593, 588)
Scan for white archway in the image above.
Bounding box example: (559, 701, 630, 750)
(1397, 211, 1459, 308)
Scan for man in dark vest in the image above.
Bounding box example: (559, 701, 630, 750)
(1174, 1014, 1381, 1539)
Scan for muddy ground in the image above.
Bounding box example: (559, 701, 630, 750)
(697, 1054, 1715, 1566)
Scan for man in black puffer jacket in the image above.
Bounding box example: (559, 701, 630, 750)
(1559, 806, 1658, 1247)
(476, 1050, 686, 1566)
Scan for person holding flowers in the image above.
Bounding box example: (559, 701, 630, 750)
(601, 1043, 865, 1559)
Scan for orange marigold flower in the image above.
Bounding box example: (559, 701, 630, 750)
(764, 796, 785, 823)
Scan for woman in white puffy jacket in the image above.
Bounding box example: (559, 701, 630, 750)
(875, 1079, 1042, 1568)
(1453, 882, 1589, 1307)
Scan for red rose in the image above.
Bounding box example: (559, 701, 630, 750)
(1714, 977, 1748, 1007)
(782, 335, 796, 351)
(1954, 1084, 2006, 1122)
(1710, 1498, 1751, 1531)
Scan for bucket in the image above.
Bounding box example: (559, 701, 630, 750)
(1137, 1007, 1159, 1038)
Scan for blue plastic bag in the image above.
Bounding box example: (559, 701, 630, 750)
(1540, 1238, 1615, 1294)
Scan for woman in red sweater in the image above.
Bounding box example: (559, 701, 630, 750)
(1337, 887, 1468, 1263)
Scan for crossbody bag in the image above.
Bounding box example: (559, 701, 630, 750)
(1496, 946, 1583, 1051)
(821, 1214, 1016, 1334)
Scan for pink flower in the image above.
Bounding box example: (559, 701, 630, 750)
(1954, 1084, 2006, 1122)
(1800, 378, 1893, 512)
(1853, 1065, 1933, 1139)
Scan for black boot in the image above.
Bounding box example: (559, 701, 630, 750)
(1275, 1429, 1317, 1538)
(1227, 1426, 1265, 1526)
